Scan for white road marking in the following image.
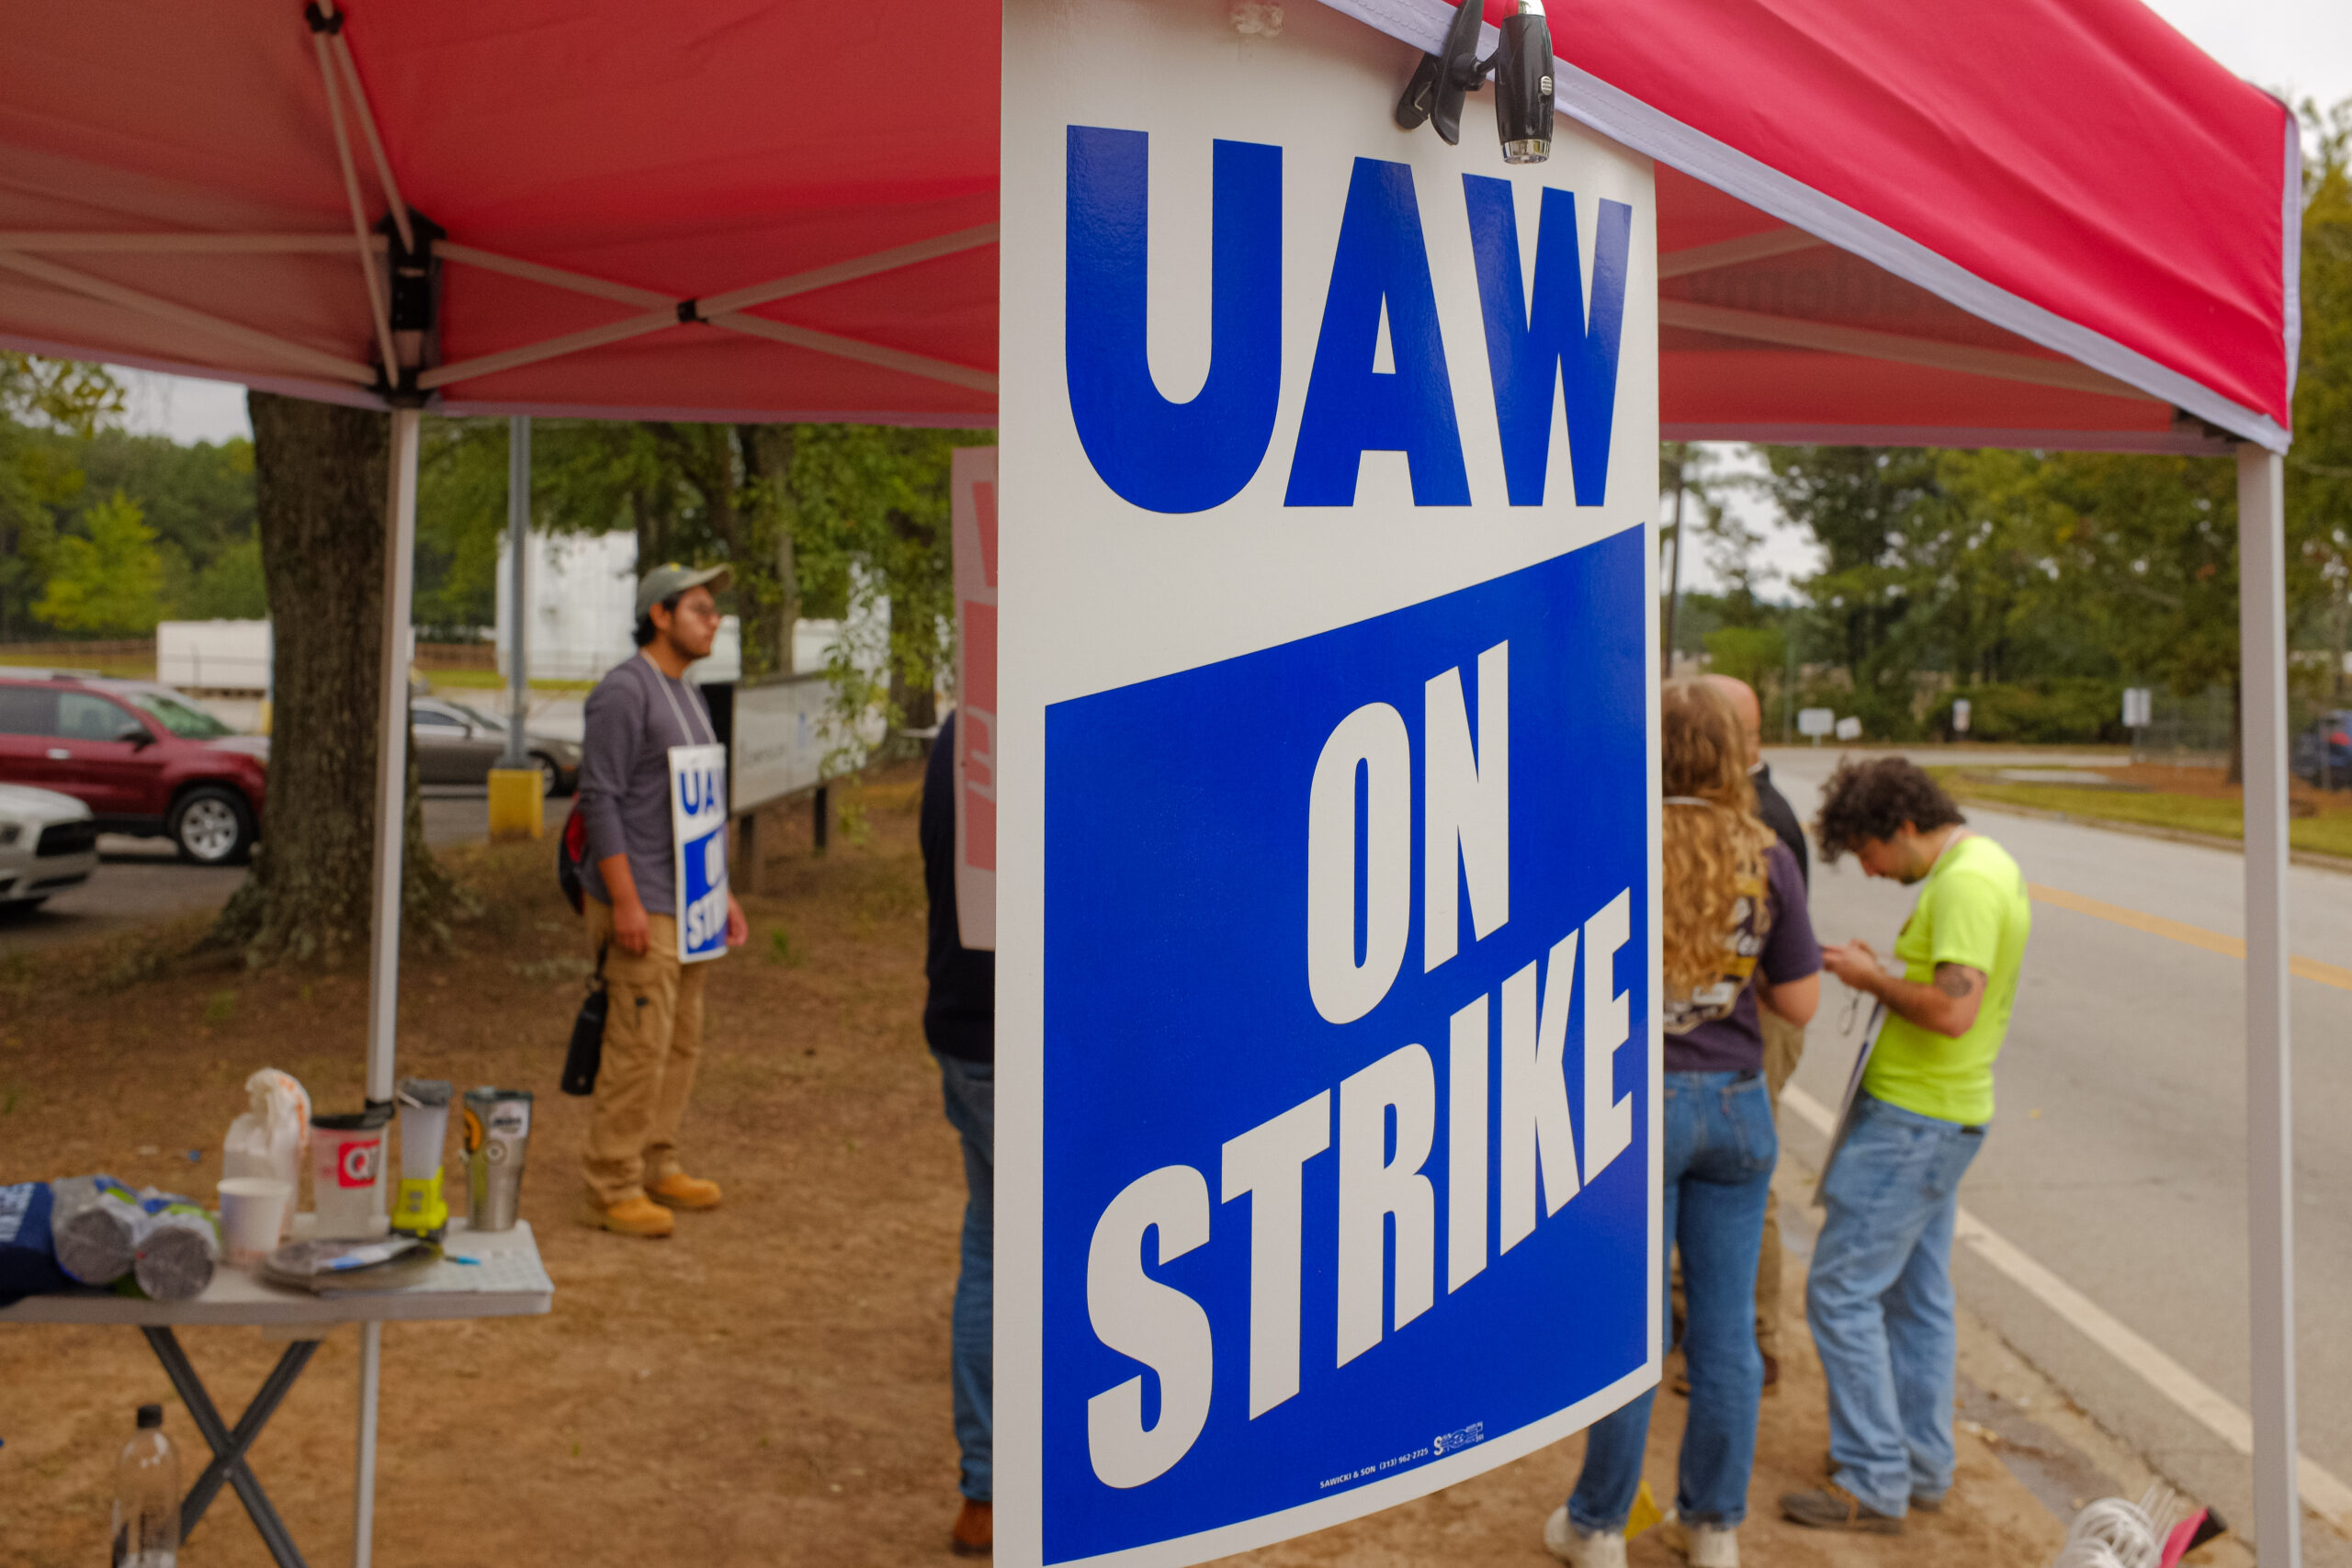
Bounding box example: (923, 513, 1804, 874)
(1781, 1083, 2352, 1536)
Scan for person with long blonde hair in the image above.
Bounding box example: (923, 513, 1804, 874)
(1545, 681, 1821, 1568)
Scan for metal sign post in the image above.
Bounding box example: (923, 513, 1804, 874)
(503, 416, 530, 770)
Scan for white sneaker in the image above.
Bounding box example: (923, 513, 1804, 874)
(1543, 1505, 1629, 1568)
(1676, 1521, 1739, 1568)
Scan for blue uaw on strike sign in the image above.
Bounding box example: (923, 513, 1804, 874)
(997, 2, 1661, 1564)
(667, 741, 729, 964)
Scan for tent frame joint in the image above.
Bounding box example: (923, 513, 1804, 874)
(302, 1, 343, 35)
(372, 209, 443, 408)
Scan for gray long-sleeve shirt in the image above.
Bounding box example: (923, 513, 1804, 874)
(579, 652, 718, 916)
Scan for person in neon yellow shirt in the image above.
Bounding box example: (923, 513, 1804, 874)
(1779, 759, 2030, 1535)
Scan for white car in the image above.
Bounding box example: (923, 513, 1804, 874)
(0, 784, 97, 907)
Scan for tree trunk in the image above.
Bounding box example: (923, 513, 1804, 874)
(743, 424, 801, 676)
(891, 664, 938, 732)
(209, 393, 458, 966)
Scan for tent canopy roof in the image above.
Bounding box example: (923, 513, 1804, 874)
(0, 0, 2300, 452)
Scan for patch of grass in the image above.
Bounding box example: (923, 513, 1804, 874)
(766, 927, 802, 967)
(425, 671, 597, 694)
(201, 989, 238, 1027)
(1934, 770, 2352, 860)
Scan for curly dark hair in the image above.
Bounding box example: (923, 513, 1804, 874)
(1813, 757, 1966, 863)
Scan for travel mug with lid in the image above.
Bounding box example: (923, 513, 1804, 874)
(462, 1088, 533, 1232)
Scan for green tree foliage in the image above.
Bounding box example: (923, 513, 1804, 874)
(1703, 623, 1787, 692)
(0, 355, 120, 640)
(35, 490, 165, 635)
(61, 430, 264, 623)
(415, 418, 991, 741)
(1751, 98, 2352, 754)
(0, 369, 267, 636)
(2292, 101, 2352, 689)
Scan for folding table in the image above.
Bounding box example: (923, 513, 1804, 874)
(0, 1217, 553, 1568)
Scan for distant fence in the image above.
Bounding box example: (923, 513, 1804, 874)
(0, 638, 156, 666)
(414, 642, 496, 671)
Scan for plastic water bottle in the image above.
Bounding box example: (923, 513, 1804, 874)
(110, 1404, 179, 1568)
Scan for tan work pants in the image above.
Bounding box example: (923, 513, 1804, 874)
(582, 901, 712, 1207)
(1756, 1008, 1807, 1359)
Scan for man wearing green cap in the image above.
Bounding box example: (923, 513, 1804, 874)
(576, 563, 749, 1238)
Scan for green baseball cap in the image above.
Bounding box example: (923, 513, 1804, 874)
(634, 562, 730, 621)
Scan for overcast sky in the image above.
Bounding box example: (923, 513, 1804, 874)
(102, 0, 2350, 593)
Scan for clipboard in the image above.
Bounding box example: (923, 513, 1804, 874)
(1811, 1000, 1886, 1209)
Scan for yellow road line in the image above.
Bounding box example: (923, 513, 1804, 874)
(2028, 882, 2352, 993)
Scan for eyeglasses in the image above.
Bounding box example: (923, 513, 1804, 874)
(1839, 987, 1867, 1036)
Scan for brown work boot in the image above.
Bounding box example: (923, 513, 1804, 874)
(951, 1499, 992, 1557)
(585, 1195, 674, 1237)
(1781, 1482, 1903, 1534)
(1818, 1451, 1940, 1512)
(649, 1172, 722, 1210)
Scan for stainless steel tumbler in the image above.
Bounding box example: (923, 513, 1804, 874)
(462, 1088, 533, 1232)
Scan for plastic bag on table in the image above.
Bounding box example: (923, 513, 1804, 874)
(222, 1068, 311, 1234)
(0, 1180, 70, 1304)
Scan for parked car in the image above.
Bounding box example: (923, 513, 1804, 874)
(0, 674, 266, 863)
(2292, 711, 2352, 789)
(410, 697, 579, 795)
(0, 783, 98, 908)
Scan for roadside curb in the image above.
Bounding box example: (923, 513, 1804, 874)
(1946, 793, 2352, 878)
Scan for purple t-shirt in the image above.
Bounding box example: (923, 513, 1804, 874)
(1663, 842, 1820, 1073)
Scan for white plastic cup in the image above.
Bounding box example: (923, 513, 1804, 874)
(215, 1178, 293, 1269)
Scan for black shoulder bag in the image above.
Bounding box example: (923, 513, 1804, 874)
(561, 943, 608, 1096)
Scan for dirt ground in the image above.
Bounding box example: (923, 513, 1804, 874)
(3, 761, 2069, 1567)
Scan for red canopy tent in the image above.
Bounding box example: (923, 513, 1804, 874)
(0, 0, 2308, 1560)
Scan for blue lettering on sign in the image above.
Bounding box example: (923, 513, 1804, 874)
(1284, 158, 1470, 507)
(1462, 177, 1632, 506)
(1063, 129, 1633, 513)
(1066, 127, 1283, 515)
(1040, 528, 1649, 1562)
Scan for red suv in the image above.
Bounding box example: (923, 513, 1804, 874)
(0, 674, 267, 863)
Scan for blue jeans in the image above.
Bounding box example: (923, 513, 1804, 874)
(1805, 1091, 1985, 1517)
(937, 1054, 994, 1502)
(1569, 1070, 1778, 1531)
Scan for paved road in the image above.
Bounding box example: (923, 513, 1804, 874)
(1766, 747, 2352, 1561)
(0, 789, 495, 956)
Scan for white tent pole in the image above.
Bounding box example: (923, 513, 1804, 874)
(504, 415, 531, 769)
(0, 250, 375, 383)
(2239, 442, 2301, 1567)
(311, 28, 399, 379)
(415, 223, 1000, 390)
(437, 242, 668, 308)
(0, 232, 366, 254)
(703, 312, 1000, 395)
(366, 406, 422, 1108)
(353, 1318, 382, 1568)
(330, 33, 415, 255)
(1656, 300, 2159, 401)
(1657, 228, 1826, 277)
